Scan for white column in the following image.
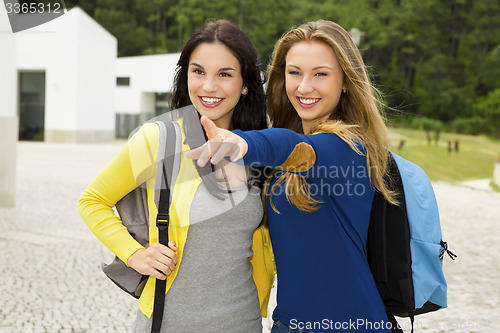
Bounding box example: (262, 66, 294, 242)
(0, 5, 18, 207)
(494, 157, 500, 188)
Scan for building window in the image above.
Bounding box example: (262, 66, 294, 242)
(116, 77, 130, 86)
(155, 92, 172, 116)
(19, 71, 45, 141)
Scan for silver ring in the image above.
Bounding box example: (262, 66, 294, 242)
(217, 133, 226, 142)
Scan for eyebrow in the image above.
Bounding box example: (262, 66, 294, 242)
(190, 62, 204, 69)
(189, 62, 236, 72)
(287, 64, 333, 70)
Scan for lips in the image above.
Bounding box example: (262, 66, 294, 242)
(297, 97, 320, 108)
(199, 96, 225, 108)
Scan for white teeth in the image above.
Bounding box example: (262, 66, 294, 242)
(201, 97, 222, 104)
(299, 98, 320, 105)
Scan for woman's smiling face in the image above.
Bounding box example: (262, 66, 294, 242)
(187, 42, 245, 130)
(285, 40, 345, 134)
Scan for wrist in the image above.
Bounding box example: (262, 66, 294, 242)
(127, 247, 144, 267)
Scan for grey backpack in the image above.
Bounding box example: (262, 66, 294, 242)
(101, 120, 182, 298)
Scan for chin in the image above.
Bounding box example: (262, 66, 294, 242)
(296, 113, 317, 121)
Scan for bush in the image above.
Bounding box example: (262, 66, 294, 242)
(474, 89, 500, 138)
(411, 117, 443, 145)
(410, 117, 443, 132)
(451, 117, 491, 135)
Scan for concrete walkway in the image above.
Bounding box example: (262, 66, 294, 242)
(459, 178, 494, 192)
(0, 142, 499, 332)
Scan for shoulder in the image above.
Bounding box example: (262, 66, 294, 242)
(138, 122, 161, 143)
(127, 122, 161, 150)
(308, 132, 363, 154)
(127, 123, 161, 183)
(306, 132, 367, 170)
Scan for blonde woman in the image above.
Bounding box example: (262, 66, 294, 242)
(188, 20, 395, 333)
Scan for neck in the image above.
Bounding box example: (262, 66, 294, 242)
(301, 113, 332, 134)
(301, 119, 321, 135)
(213, 110, 234, 130)
(214, 120, 231, 130)
(302, 121, 312, 135)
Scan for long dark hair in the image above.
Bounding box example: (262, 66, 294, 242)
(171, 19, 268, 195)
(172, 19, 267, 130)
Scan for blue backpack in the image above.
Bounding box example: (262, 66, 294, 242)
(367, 152, 456, 333)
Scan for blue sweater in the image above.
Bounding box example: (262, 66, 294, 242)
(234, 128, 391, 332)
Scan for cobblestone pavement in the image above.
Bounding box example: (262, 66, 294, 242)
(1, 142, 499, 333)
(0, 141, 137, 333)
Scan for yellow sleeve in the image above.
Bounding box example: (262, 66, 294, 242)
(77, 123, 160, 264)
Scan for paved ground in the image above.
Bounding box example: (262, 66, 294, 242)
(0, 141, 499, 332)
(459, 179, 494, 192)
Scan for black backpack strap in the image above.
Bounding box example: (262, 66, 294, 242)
(151, 121, 176, 333)
(368, 192, 388, 284)
(399, 278, 415, 332)
(387, 312, 404, 333)
(388, 310, 415, 333)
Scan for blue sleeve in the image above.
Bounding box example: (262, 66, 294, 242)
(233, 128, 366, 180)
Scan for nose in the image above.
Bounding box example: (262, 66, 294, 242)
(203, 76, 217, 93)
(297, 76, 314, 95)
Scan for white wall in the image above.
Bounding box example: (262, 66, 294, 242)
(16, 10, 79, 133)
(115, 86, 142, 114)
(0, 3, 18, 206)
(115, 53, 180, 114)
(141, 93, 156, 114)
(75, 9, 117, 133)
(15, 7, 117, 142)
(494, 159, 500, 187)
(0, 5, 17, 118)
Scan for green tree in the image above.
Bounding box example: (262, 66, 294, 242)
(411, 117, 444, 145)
(475, 89, 500, 138)
(78, 0, 500, 135)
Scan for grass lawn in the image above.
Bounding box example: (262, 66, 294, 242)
(388, 128, 500, 182)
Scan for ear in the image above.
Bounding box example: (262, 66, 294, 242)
(242, 86, 248, 95)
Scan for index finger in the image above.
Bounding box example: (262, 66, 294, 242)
(200, 116, 219, 140)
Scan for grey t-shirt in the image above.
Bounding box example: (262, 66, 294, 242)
(134, 180, 264, 333)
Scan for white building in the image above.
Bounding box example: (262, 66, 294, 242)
(12, 7, 117, 143)
(0, 3, 18, 206)
(0, 8, 180, 142)
(0, 6, 181, 205)
(115, 53, 180, 137)
(4, 6, 180, 141)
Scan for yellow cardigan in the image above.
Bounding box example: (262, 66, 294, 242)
(78, 121, 276, 318)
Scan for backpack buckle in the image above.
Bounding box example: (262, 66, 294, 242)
(156, 213, 169, 230)
(439, 240, 457, 260)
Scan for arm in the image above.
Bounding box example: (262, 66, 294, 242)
(78, 123, 177, 280)
(235, 128, 319, 172)
(186, 116, 364, 180)
(235, 129, 366, 179)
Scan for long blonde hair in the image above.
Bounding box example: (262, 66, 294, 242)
(266, 20, 396, 213)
